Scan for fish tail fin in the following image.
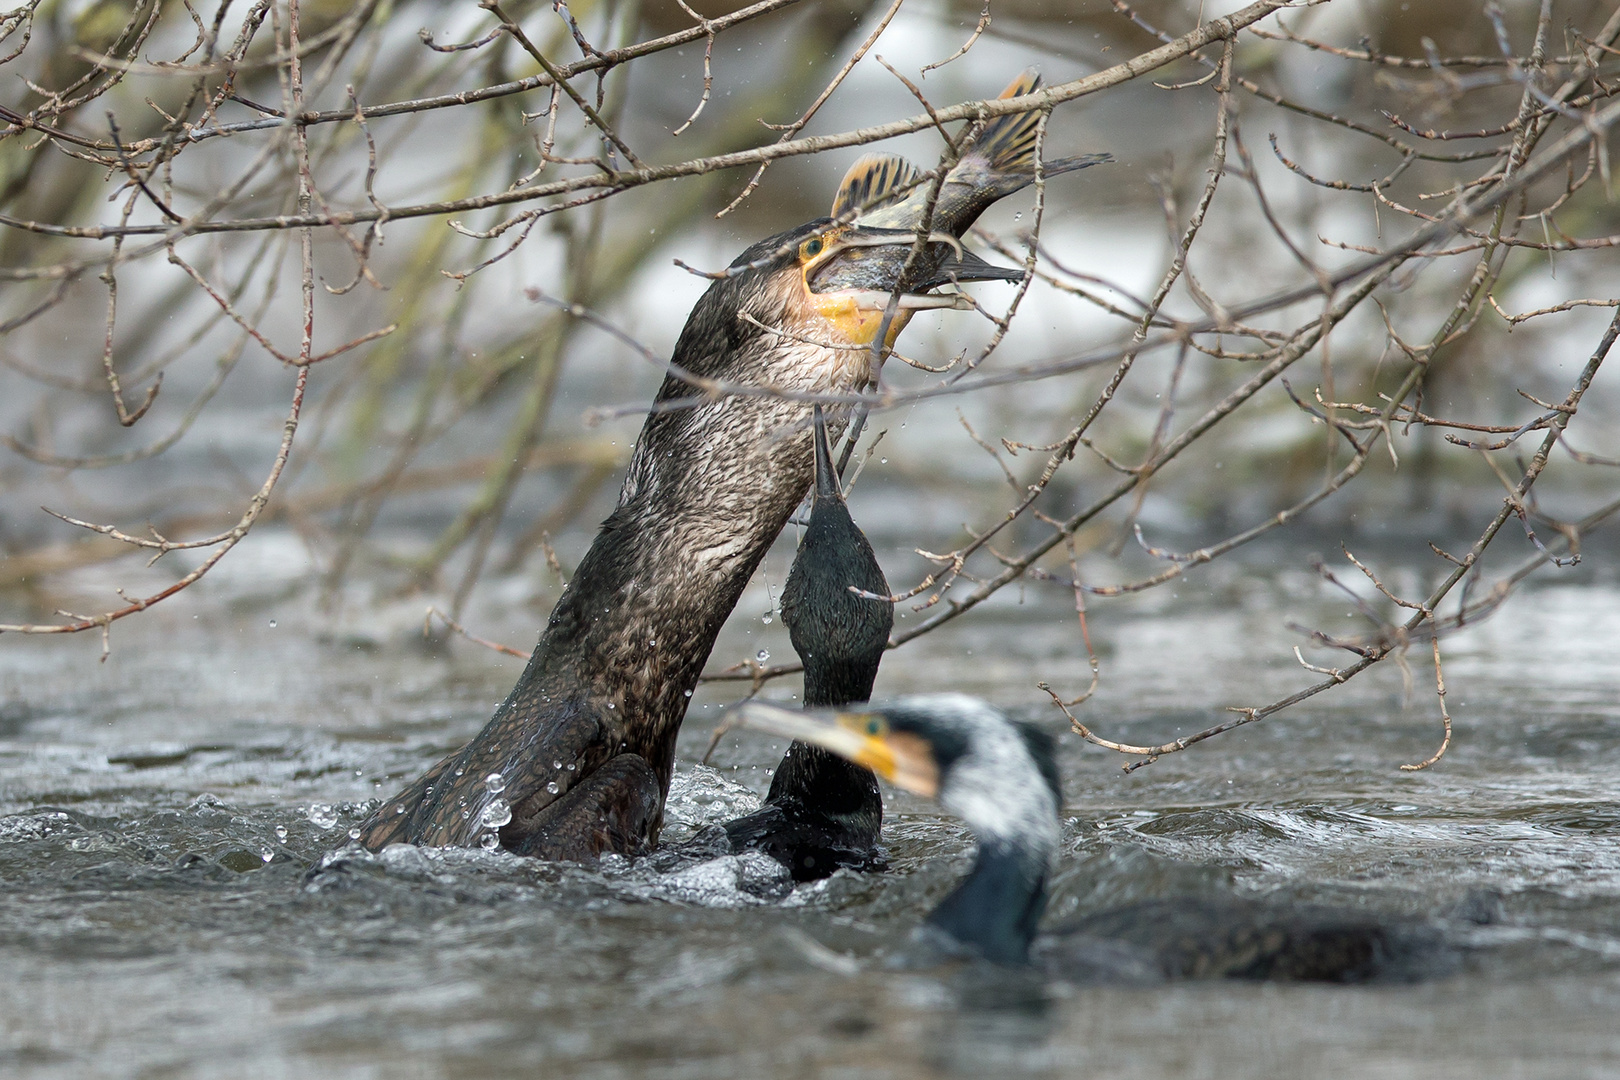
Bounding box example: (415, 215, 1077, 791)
(970, 69, 1045, 175)
(831, 152, 924, 219)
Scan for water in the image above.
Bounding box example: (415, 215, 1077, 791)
(4, 532, 1620, 1078)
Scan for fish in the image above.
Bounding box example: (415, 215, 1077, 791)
(810, 69, 1111, 304)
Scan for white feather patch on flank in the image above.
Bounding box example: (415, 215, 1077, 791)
(896, 693, 1060, 872)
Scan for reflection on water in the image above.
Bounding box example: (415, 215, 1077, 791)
(4, 536, 1620, 1078)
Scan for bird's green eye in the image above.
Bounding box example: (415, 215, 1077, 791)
(866, 718, 882, 735)
(802, 237, 824, 259)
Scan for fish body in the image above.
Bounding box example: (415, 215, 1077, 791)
(839, 70, 1111, 237)
(811, 70, 1110, 301)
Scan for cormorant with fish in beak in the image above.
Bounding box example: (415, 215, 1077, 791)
(358, 72, 1109, 859)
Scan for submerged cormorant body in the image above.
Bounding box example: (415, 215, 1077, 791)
(723, 408, 893, 880)
(357, 72, 1107, 860)
(725, 695, 1445, 980)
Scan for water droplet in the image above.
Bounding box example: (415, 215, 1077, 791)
(268, 619, 277, 628)
(684, 689, 693, 698)
(566, 763, 576, 771)
(1014, 211, 1023, 220)
(880, 457, 888, 464)
(274, 825, 288, 842)
(762, 612, 774, 624)
(756, 649, 770, 662)
(306, 803, 338, 830)
(455, 768, 464, 777)
(606, 702, 615, 710)
(485, 772, 507, 793)
(480, 832, 501, 850)
(546, 781, 561, 795)
(395, 805, 406, 815)
(479, 798, 512, 829)
(260, 848, 274, 862)
(347, 827, 361, 840)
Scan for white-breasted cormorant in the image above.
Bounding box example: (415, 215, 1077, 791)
(723, 695, 1443, 980)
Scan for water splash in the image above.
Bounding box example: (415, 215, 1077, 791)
(662, 763, 762, 841)
(306, 804, 339, 830)
(479, 799, 512, 830)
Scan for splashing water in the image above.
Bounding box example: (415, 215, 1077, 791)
(479, 799, 512, 830)
(305, 804, 338, 830)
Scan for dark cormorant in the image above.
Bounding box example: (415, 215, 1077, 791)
(721, 407, 893, 881)
(357, 72, 1108, 860)
(724, 695, 1443, 979)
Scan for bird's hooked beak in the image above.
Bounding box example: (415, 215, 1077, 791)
(788, 224, 1022, 351)
(710, 700, 941, 798)
(805, 225, 1023, 313)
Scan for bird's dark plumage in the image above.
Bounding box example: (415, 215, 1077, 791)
(1040, 898, 1409, 983)
(355, 224, 866, 857)
(723, 408, 893, 880)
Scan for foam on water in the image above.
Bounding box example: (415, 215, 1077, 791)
(660, 761, 763, 841)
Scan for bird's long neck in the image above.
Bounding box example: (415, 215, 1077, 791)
(519, 393, 824, 790)
(926, 839, 1050, 965)
(801, 654, 882, 708)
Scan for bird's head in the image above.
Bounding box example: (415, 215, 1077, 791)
(668, 70, 1107, 395)
(720, 693, 1063, 963)
(722, 693, 1061, 853)
(730, 217, 1022, 357)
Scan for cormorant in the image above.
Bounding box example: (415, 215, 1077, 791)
(357, 72, 1108, 860)
(721, 406, 893, 881)
(723, 695, 1443, 980)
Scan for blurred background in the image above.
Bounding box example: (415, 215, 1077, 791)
(3, 0, 1617, 679)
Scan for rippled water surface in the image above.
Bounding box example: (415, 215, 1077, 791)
(5, 534, 1620, 1079)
